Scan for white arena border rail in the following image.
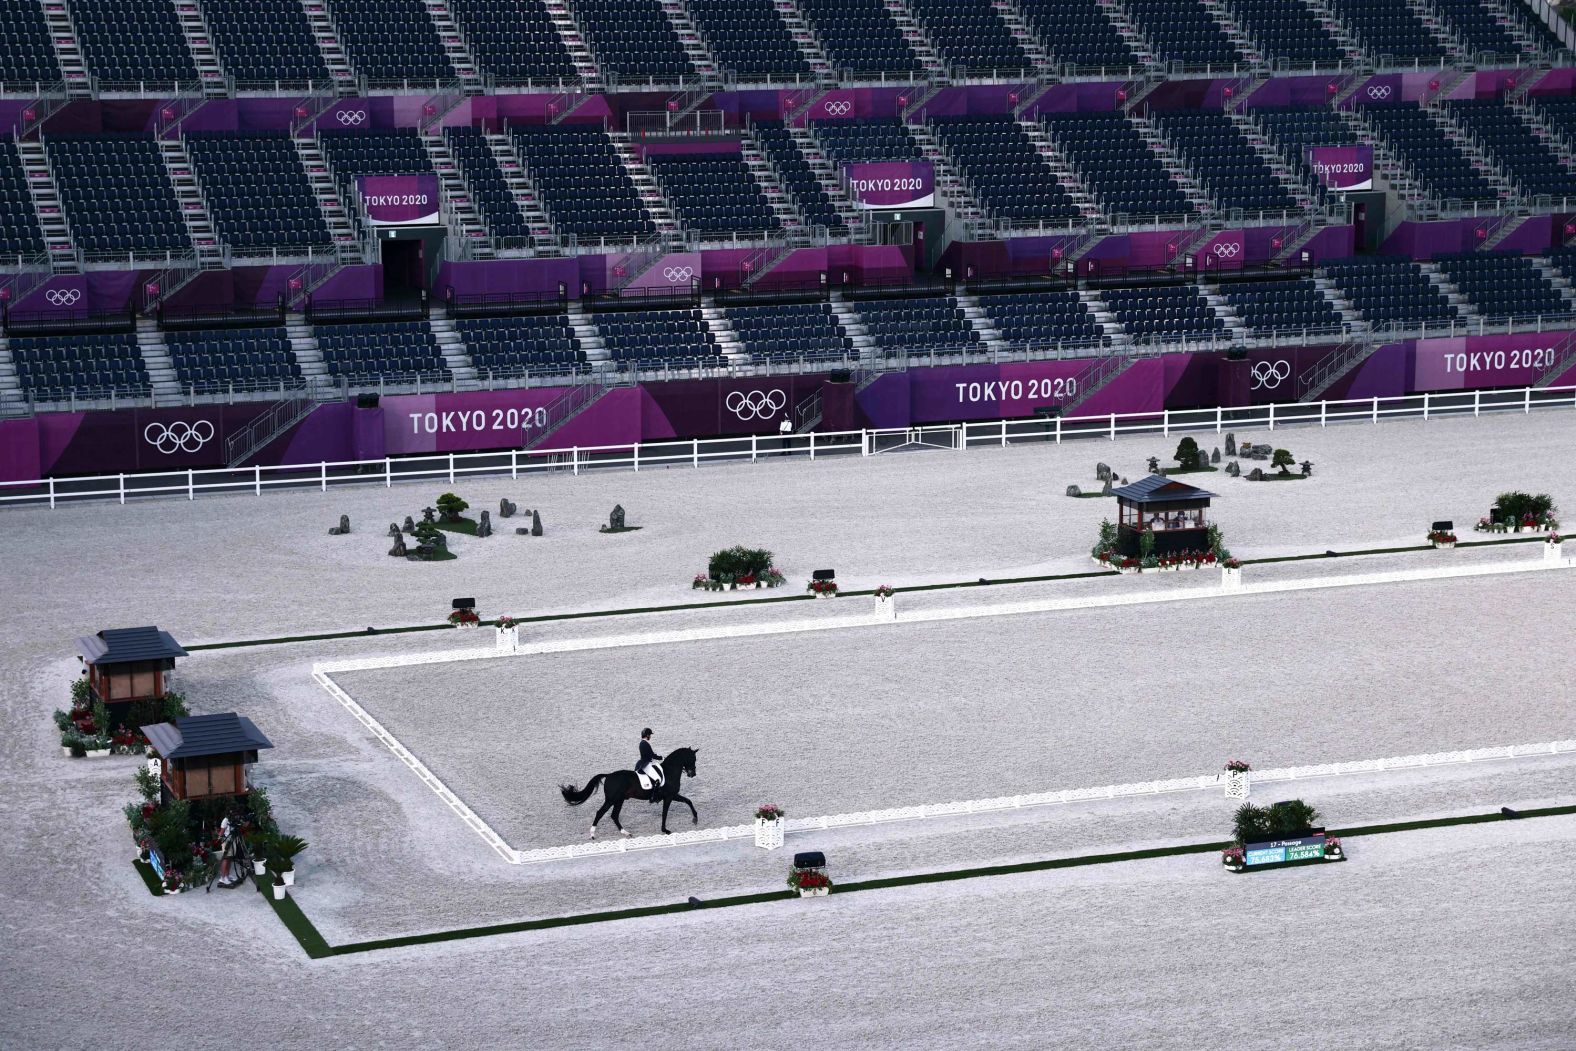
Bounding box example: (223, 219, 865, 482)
(3, 382, 1574, 508)
(312, 552, 1576, 865)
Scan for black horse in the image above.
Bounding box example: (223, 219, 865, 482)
(559, 747, 699, 838)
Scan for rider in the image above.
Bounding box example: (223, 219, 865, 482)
(636, 728, 665, 794)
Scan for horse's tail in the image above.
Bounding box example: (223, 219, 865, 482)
(559, 774, 606, 806)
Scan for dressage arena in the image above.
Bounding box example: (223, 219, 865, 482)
(7, 409, 1576, 1048)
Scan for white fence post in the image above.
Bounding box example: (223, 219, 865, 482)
(1055, 415, 1061, 444)
(49, 477, 55, 509)
(448, 453, 455, 484)
(511, 449, 518, 479)
(119, 474, 125, 505)
(1163, 409, 1169, 438)
(636, 442, 643, 471)
(810, 432, 817, 460)
(187, 469, 194, 500)
(1372, 397, 1378, 423)
(1000, 419, 1007, 447)
(692, 439, 699, 467)
(1424, 392, 1430, 420)
(1474, 389, 1480, 417)
(1268, 403, 1275, 430)
(255, 465, 261, 495)
(320, 462, 327, 491)
(1526, 388, 1531, 414)
(385, 457, 392, 487)
(1109, 413, 1115, 440)
(1320, 399, 1326, 427)
(749, 435, 755, 463)
(1216, 405, 1222, 433)
(572, 447, 579, 475)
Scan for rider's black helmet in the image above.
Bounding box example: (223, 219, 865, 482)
(641, 727, 653, 739)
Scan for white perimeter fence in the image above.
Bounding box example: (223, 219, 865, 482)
(4, 383, 1576, 509)
(312, 552, 1576, 865)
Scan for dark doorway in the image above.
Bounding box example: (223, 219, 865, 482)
(380, 238, 424, 304)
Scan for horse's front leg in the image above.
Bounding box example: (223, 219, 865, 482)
(660, 797, 674, 834)
(612, 800, 630, 837)
(673, 792, 699, 825)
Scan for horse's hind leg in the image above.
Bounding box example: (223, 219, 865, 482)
(612, 800, 630, 837)
(590, 798, 614, 839)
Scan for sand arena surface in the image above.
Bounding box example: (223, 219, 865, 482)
(2, 409, 1574, 1048)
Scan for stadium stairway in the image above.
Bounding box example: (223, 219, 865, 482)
(293, 135, 365, 261)
(297, 0, 360, 94)
(1201, 285, 1250, 342)
(1129, 115, 1216, 219)
(1533, 257, 1576, 314)
(1403, 0, 1471, 64)
(608, 132, 680, 236)
(420, 0, 486, 93)
(0, 333, 24, 415)
(1303, 0, 1366, 60)
(878, 0, 947, 80)
(783, 123, 864, 229)
(658, 0, 722, 84)
(1313, 274, 1369, 332)
(158, 138, 226, 268)
(1198, 0, 1266, 66)
(565, 300, 610, 365)
(173, 0, 230, 96)
(1101, 0, 1160, 68)
(421, 132, 496, 259)
(17, 139, 79, 272)
(136, 317, 183, 400)
(772, 0, 835, 78)
(991, 0, 1050, 67)
(954, 291, 1004, 345)
(1075, 290, 1129, 345)
(1516, 99, 1576, 170)
(699, 298, 747, 364)
(39, 0, 93, 97)
(1225, 112, 1321, 212)
(429, 306, 478, 387)
(1339, 109, 1426, 210)
(285, 312, 330, 384)
(1418, 260, 1480, 320)
(1016, 119, 1105, 225)
(483, 133, 557, 249)
(541, 0, 603, 89)
(738, 132, 807, 232)
(827, 292, 875, 357)
(907, 124, 989, 228)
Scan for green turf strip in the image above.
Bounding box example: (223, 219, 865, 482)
(246, 804, 1574, 960)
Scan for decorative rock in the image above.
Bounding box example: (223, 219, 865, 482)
(1301, 460, 1313, 477)
(1101, 479, 1113, 496)
(1226, 461, 1241, 477)
(422, 507, 437, 525)
(609, 504, 625, 530)
(326, 514, 350, 536)
(515, 527, 531, 536)
(1066, 484, 1082, 497)
(388, 523, 400, 538)
(1211, 447, 1221, 464)
(1224, 433, 1236, 455)
(499, 498, 517, 518)
(1247, 467, 1264, 481)
(389, 532, 408, 557)
(477, 510, 492, 538)
(403, 516, 416, 535)
(1096, 462, 1112, 482)
(531, 510, 543, 537)
(1146, 456, 1160, 473)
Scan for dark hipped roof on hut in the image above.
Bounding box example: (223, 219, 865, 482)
(1111, 475, 1217, 505)
(74, 626, 187, 665)
(143, 713, 273, 760)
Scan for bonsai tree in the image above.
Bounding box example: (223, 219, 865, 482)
(1174, 436, 1201, 471)
(435, 492, 469, 522)
(1271, 448, 1296, 476)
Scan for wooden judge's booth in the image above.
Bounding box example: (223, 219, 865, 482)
(143, 713, 273, 802)
(1112, 476, 1217, 558)
(75, 626, 187, 708)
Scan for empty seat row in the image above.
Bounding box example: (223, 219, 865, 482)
(1322, 256, 1458, 329)
(851, 295, 981, 352)
(930, 116, 1081, 225)
(1219, 278, 1341, 335)
(593, 307, 725, 367)
(1361, 103, 1501, 206)
(1434, 252, 1570, 321)
(1150, 111, 1298, 215)
(47, 135, 190, 256)
(1043, 112, 1195, 221)
(513, 124, 655, 241)
(1102, 284, 1224, 340)
(316, 320, 447, 380)
(977, 290, 1105, 346)
(725, 302, 853, 362)
(458, 312, 587, 374)
(10, 331, 149, 397)
(186, 133, 331, 252)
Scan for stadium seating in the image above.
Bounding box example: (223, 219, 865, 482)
(1220, 0, 1346, 67)
(166, 326, 301, 388)
(811, 120, 923, 166)
(446, 0, 577, 85)
(186, 133, 332, 254)
(752, 122, 844, 230)
(689, 0, 812, 81)
(46, 136, 190, 257)
(850, 295, 981, 352)
(593, 308, 725, 368)
(1500, 0, 1570, 53)
(1443, 99, 1576, 202)
(317, 131, 435, 228)
(574, 0, 695, 82)
(1549, 246, 1576, 284)
(325, 0, 455, 87)
(1253, 106, 1363, 204)
(512, 124, 655, 242)
(1016, 0, 1136, 71)
(1101, 285, 1225, 341)
(929, 116, 1081, 225)
(70, 0, 198, 88)
(907, 0, 1029, 76)
(797, 0, 922, 78)
(975, 291, 1105, 347)
(1149, 111, 1297, 215)
(457, 313, 587, 375)
(1429, 0, 1524, 60)
(1361, 103, 1500, 206)
(1126, 0, 1244, 68)
(725, 302, 853, 362)
(0, 0, 61, 91)
(646, 152, 782, 236)
(1321, 257, 1458, 329)
(1434, 253, 1571, 321)
(315, 320, 447, 381)
(445, 127, 533, 244)
(1218, 278, 1341, 336)
(0, 141, 45, 258)
(9, 332, 149, 398)
(1324, 0, 1446, 63)
(1042, 113, 1196, 222)
(1532, 97, 1576, 154)
(202, 0, 332, 89)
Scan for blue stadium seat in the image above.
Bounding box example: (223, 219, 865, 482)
(1042, 113, 1196, 223)
(929, 116, 1081, 226)
(1434, 253, 1570, 322)
(325, 0, 456, 87)
(445, 127, 533, 244)
(1221, 0, 1347, 67)
(512, 124, 655, 242)
(47, 136, 190, 257)
(70, 0, 198, 88)
(1361, 102, 1501, 206)
(1100, 284, 1224, 341)
(725, 302, 854, 363)
(593, 307, 725, 368)
(1219, 278, 1341, 336)
(689, 0, 812, 81)
(1150, 111, 1297, 215)
(850, 295, 980, 352)
(975, 290, 1105, 348)
(1017, 0, 1136, 72)
(646, 152, 782, 236)
(1325, 0, 1446, 63)
(1127, 0, 1244, 68)
(575, 0, 695, 82)
(1443, 99, 1576, 202)
(753, 122, 844, 230)
(203, 0, 331, 89)
(1321, 256, 1459, 329)
(166, 325, 302, 389)
(10, 331, 149, 399)
(907, 0, 1029, 77)
(798, 0, 922, 78)
(457, 312, 587, 376)
(0, 141, 46, 258)
(448, 0, 577, 85)
(186, 133, 332, 254)
(315, 319, 448, 382)
(0, 0, 61, 91)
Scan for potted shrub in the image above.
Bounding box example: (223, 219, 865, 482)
(754, 804, 785, 850)
(807, 579, 839, 598)
(247, 831, 273, 876)
(1324, 836, 1344, 860)
(271, 835, 307, 887)
(60, 729, 82, 758)
(84, 734, 111, 759)
(788, 867, 832, 897)
(271, 873, 287, 901)
(1427, 529, 1457, 550)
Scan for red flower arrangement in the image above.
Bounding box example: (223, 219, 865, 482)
(1427, 530, 1457, 545)
(1324, 836, 1343, 857)
(496, 615, 517, 629)
(448, 609, 480, 626)
(1548, 533, 1563, 545)
(1224, 759, 1251, 774)
(873, 585, 895, 598)
(1222, 557, 1242, 570)
(787, 868, 833, 891)
(1221, 846, 1245, 867)
(755, 804, 785, 822)
(807, 579, 839, 596)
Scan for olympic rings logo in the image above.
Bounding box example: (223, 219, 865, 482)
(1250, 360, 1291, 391)
(143, 419, 215, 454)
(822, 100, 852, 116)
(45, 288, 82, 305)
(1212, 242, 1243, 259)
(662, 266, 694, 283)
(725, 389, 787, 421)
(336, 110, 368, 125)
(1366, 85, 1392, 100)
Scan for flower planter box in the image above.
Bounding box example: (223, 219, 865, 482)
(1224, 771, 1249, 799)
(796, 886, 830, 897)
(86, 748, 110, 758)
(1221, 566, 1243, 589)
(1545, 541, 1567, 564)
(494, 626, 518, 652)
(1432, 541, 1455, 550)
(814, 592, 836, 599)
(874, 595, 896, 621)
(754, 817, 784, 850)
(61, 745, 73, 757)
(453, 620, 480, 629)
